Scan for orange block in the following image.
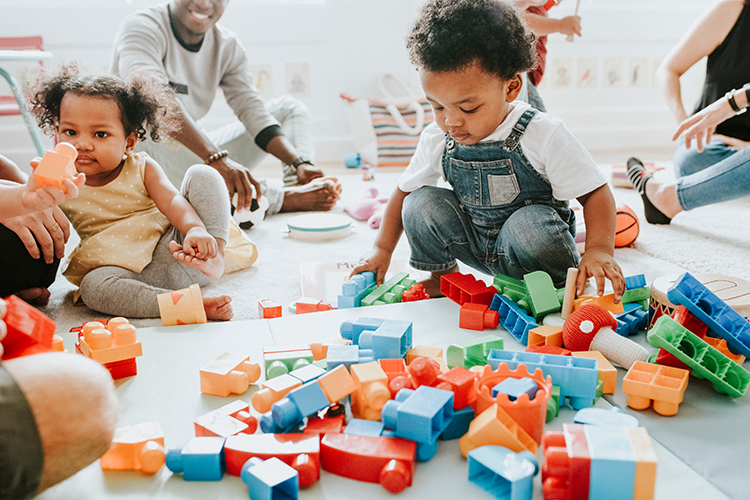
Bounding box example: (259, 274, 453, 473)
(622, 361, 689, 416)
(295, 297, 333, 314)
(157, 283, 207, 326)
(200, 352, 261, 397)
(572, 351, 617, 394)
(458, 403, 537, 457)
(258, 299, 283, 319)
(33, 142, 77, 191)
(527, 325, 563, 347)
(350, 361, 391, 421)
(317, 364, 358, 403)
(309, 338, 351, 361)
(627, 427, 658, 500)
(78, 323, 142, 365)
(100, 421, 165, 474)
(405, 345, 444, 365)
(252, 374, 303, 413)
(572, 293, 624, 314)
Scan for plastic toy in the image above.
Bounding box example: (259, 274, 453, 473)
(294, 297, 333, 314)
(252, 374, 303, 414)
(381, 386, 453, 445)
(441, 272, 497, 306)
(316, 364, 358, 403)
(459, 302, 500, 331)
(573, 407, 639, 428)
(541, 423, 590, 500)
(356, 319, 413, 359)
(622, 361, 689, 416)
(459, 403, 537, 457)
(320, 433, 416, 493)
(571, 351, 616, 394)
(350, 361, 391, 421)
(303, 412, 346, 437)
(490, 294, 541, 345)
(615, 205, 640, 247)
(526, 344, 571, 356)
(224, 433, 319, 487)
(325, 344, 374, 370)
(264, 346, 313, 379)
(440, 405, 475, 441)
(271, 381, 332, 430)
(446, 334, 504, 369)
(166, 436, 226, 481)
(241, 457, 299, 500)
(76, 320, 143, 380)
(468, 445, 539, 500)
(615, 303, 650, 336)
(523, 270, 561, 320)
(343, 187, 387, 229)
(100, 421, 166, 474)
(194, 400, 258, 438)
(338, 271, 376, 309)
(360, 272, 416, 306)
(344, 152, 360, 168)
(401, 283, 430, 302)
(0, 295, 56, 360)
(258, 299, 282, 319)
(286, 363, 326, 384)
(33, 142, 77, 191)
(404, 356, 441, 389)
(309, 338, 352, 361)
(344, 418, 385, 437)
(527, 325, 563, 348)
(157, 283, 206, 326)
(200, 352, 260, 397)
(436, 365, 478, 410)
(492, 377, 538, 401)
(406, 345, 443, 365)
(626, 274, 647, 290)
(340, 317, 385, 345)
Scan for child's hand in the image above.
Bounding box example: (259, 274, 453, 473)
(20, 169, 86, 213)
(350, 247, 393, 286)
(182, 227, 218, 259)
(576, 248, 626, 302)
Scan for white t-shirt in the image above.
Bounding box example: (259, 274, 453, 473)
(398, 101, 606, 202)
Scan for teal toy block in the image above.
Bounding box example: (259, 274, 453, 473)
(574, 407, 639, 428)
(272, 380, 330, 429)
(264, 347, 313, 380)
(446, 335, 504, 369)
(344, 418, 385, 437)
(490, 294, 540, 345)
(647, 315, 750, 397)
(338, 271, 376, 309)
(625, 274, 647, 290)
(667, 272, 750, 359)
(340, 317, 385, 345)
(622, 286, 651, 305)
(441, 272, 497, 306)
(492, 377, 538, 401)
(440, 405, 475, 441)
(468, 445, 539, 500)
(381, 386, 454, 445)
(493, 273, 530, 310)
(361, 272, 415, 306)
(166, 437, 226, 481)
(523, 271, 561, 320)
(358, 319, 413, 359)
(241, 457, 299, 500)
(584, 425, 635, 500)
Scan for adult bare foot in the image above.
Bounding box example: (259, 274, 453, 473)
(280, 179, 341, 213)
(203, 295, 234, 321)
(169, 240, 226, 279)
(15, 288, 51, 305)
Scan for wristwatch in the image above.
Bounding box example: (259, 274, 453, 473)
(291, 156, 314, 169)
(726, 89, 747, 115)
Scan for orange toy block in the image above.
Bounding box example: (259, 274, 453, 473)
(350, 361, 391, 421)
(622, 361, 689, 416)
(200, 352, 261, 397)
(405, 345, 443, 365)
(78, 323, 142, 365)
(252, 374, 303, 413)
(51, 334, 66, 352)
(157, 283, 207, 326)
(194, 400, 258, 438)
(572, 351, 617, 394)
(436, 366, 478, 410)
(572, 293, 624, 314)
(1, 295, 56, 360)
(258, 299, 283, 319)
(100, 421, 166, 474)
(459, 302, 500, 331)
(33, 142, 77, 191)
(627, 427, 658, 500)
(527, 325, 563, 347)
(317, 364, 358, 403)
(295, 297, 333, 314)
(458, 403, 537, 457)
(704, 336, 746, 364)
(309, 338, 351, 361)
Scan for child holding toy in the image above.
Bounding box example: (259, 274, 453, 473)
(28, 62, 234, 320)
(351, 0, 624, 301)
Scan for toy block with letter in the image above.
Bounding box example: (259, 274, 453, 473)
(157, 283, 206, 326)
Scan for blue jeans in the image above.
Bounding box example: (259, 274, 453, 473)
(402, 186, 579, 287)
(673, 139, 750, 211)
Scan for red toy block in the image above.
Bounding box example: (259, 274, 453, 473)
(194, 400, 258, 438)
(436, 366, 478, 410)
(295, 297, 333, 314)
(304, 413, 346, 437)
(526, 344, 572, 356)
(33, 142, 77, 191)
(1, 295, 55, 360)
(406, 356, 441, 388)
(440, 272, 497, 306)
(655, 305, 708, 370)
(459, 302, 500, 331)
(320, 433, 416, 493)
(104, 357, 138, 380)
(401, 283, 430, 302)
(100, 421, 166, 474)
(258, 299, 282, 319)
(541, 423, 591, 500)
(78, 322, 142, 365)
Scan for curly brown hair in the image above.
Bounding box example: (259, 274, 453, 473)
(406, 0, 537, 81)
(28, 60, 180, 142)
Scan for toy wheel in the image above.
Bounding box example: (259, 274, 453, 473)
(292, 453, 317, 488)
(139, 441, 166, 474)
(380, 459, 410, 493)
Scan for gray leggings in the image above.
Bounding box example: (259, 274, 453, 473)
(79, 165, 231, 318)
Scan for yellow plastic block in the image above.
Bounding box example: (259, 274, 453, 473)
(350, 361, 390, 421)
(317, 364, 358, 403)
(78, 324, 142, 364)
(252, 374, 302, 413)
(627, 427, 658, 500)
(33, 142, 77, 191)
(406, 345, 444, 365)
(458, 403, 537, 457)
(157, 283, 207, 326)
(572, 351, 617, 394)
(527, 325, 563, 347)
(200, 352, 261, 397)
(100, 421, 165, 474)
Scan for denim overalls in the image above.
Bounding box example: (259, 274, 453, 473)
(402, 109, 580, 286)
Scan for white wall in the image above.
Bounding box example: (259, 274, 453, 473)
(0, 0, 716, 168)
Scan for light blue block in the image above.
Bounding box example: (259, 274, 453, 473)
(338, 272, 376, 309)
(272, 381, 329, 428)
(574, 407, 639, 428)
(166, 437, 225, 481)
(344, 418, 385, 437)
(359, 319, 413, 359)
(625, 274, 647, 290)
(468, 445, 538, 500)
(339, 317, 385, 344)
(242, 457, 299, 500)
(326, 345, 360, 370)
(381, 386, 454, 444)
(585, 425, 635, 500)
(289, 364, 326, 384)
(491, 377, 538, 401)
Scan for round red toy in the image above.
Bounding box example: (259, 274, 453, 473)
(615, 205, 639, 247)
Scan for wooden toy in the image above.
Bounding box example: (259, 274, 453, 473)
(157, 283, 206, 326)
(100, 421, 166, 474)
(33, 141, 77, 191)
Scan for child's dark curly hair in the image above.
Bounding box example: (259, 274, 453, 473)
(406, 0, 537, 80)
(28, 60, 180, 142)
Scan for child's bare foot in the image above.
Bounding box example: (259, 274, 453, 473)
(169, 240, 225, 279)
(418, 266, 460, 298)
(203, 295, 234, 321)
(15, 288, 51, 305)
(281, 179, 341, 212)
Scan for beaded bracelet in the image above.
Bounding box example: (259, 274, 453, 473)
(205, 150, 229, 165)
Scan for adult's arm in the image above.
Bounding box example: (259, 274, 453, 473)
(673, 84, 750, 151)
(524, 12, 581, 37)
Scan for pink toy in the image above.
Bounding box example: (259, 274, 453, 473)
(344, 188, 387, 229)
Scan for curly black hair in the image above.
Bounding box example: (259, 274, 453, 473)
(406, 0, 537, 80)
(28, 60, 180, 142)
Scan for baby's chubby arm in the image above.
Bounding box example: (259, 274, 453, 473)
(350, 187, 409, 285)
(576, 184, 625, 302)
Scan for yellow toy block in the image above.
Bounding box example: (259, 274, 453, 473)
(572, 350, 617, 394)
(406, 345, 444, 365)
(627, 427, 658, 500)
(317, 364, 358, 403)
(78, 323, 142, 364)
(458, 403, 537, 457)
(350, 361, 390, 421)
(157, 283, 207, 326)
(200, 352, 261, 397)
(527, 325, 563, 347)
(100, 421, 165, 474)
(33, 142, 77, 191)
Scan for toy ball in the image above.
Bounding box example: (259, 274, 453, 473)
(615, 205, 639, 247)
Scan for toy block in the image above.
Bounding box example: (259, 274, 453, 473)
(573, 407, 639, 428)
(200, 352, 260, 397)
(446, 334, 504, 369)
(406, 345, 443, 365)
(33, 142, 77, 191)
(647, 315, 750, 397)
(380, 428, 438, 462)
(585, 424, 636, 500)
(546, 385, 560, 423)
(241, 457, 299, 500)
(104, 357, 138, 380)
(622, 286, 651, 305)
(527, 325, 563, 347)
(350, 361, 391, 421)
(622, 361, 689, 416)
(704, 335, 746, 364)
(338, 271, 376, 308)
(295, 297, 333, 314)
(320, 433, 416, 492)
(344, 418, 385, 437)
(572, 351, 616, 394)
(258, 299, 283, 318)
(526, 344, 571, 356)
(304, 412, 346, 437)
(361, 272, 416, 306)
(405, 356, 441, 388)
(100, 421, 166, 474)
(625, 274, 647, 290)
(381, 386, 453, 445)
(264, 347, 313, 379)
(654, 305, 710, 370)
(572, 293, 625, 314)
(259, 411, 305, 435)
(468, 445, 539, 500)
(492, 377, 538, 401)
(325, 344, 366, 370)
(340, 317, 385, 344)
(316, 364, 357, 403)
(615, 303, 650, 336)
(627, 427, 658, 500)
(459, 302, 500, 331)
(436, 366, 477, 409)
(78, 324, 143, 366)
(487, 349, 598, 410)
(357, 319, 413, 359)
(440, 404, 474, 440)
(1, 295, 56, 360)
(252, 374, 303, 414)
(272, 380, 331, 429)
(401, 283, 429, 302)
(157, 283, 206, 326)
(459, 403, 537, 457)
(667, 272, 750, 358)
(523, 270, 561, 320)
(490, 294, 540, 345)
(287, 363, 326, 385)
(225, 433, 319, 487)
(51, 334, 66, 352)
(166, 436, 225, 481)
(474, 364, 552, 445)
(493, 273, 531, 310)
(441, 272, 497, 306)
(195, 400, 258, 438)
(541, 423, 590, 500)
(309, 338, 351, 361)
(379, 357, 408, 382)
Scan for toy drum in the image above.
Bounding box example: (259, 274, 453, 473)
(649, 273, 750, 328)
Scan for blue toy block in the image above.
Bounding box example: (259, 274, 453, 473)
(381, 386, 454, 444)
(338, 272, 376, 309)
(361, 272, 416, 306)
(381, 428, 438, 462)
(667, 272, 750, 358)
(446, 335, 504, 369)
(166, 437, 225, 481)
(325, 344, 360, 370)
(584, 425, 636, 500)
(523, 271, 561, 321)
(486, 350, 598, 410)
(573, 407, 639, 428)
(344, 418, 385, 437)
(490, 294, 540, 345)
(615, 303, 649, 336)
(358, 319, 413, 359)
(491, 377, 538, 401)
(272, 381, 330, 429)
(259, 413, 302, 434)
(288, 363, 326, 384)
(241, 457, 299, 500)
(440, 405, 475, 441)
(625, 274, 647, 290)
(468, 445, 539, 500)
(339, 317, 385, 345)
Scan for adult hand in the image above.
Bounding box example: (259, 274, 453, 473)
(713, 134, 750, 151)
(1, 206, 71, 264)
(559, 16, 582, 37)
(296, 163, 324, 185)
(211, 157, 262, 211)
(672, 96, 735, 152)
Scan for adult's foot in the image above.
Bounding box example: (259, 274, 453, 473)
(169, 240, 225, 279)
(280, 178, 341, 213)
(15, 287, 51, 305)
(626, 157, 673, 225)
(203, 295, 234, 321)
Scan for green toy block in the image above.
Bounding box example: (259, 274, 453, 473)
(361, 272, 416, 307)
(523, 271, 561, 320)
(593, 379, 603, 405)
(622, 286, 650, 305)
(493, 273, 530, 310)
(648, 315, 750, 398)
(446, 335, 504, 369)
(546, 385, 560, 423)
(264, 348, 314, 380)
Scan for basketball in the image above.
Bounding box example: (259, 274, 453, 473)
(615, 205, 639, 247)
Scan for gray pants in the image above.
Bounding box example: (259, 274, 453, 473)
(79, 165, 231, 318)
(136, 95, 314, 215)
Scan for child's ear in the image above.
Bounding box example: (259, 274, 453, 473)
(505, 75, 524, 102)
(124, 132, 138, 155)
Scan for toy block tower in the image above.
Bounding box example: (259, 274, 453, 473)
(157, 283, 207, 326)
(33, 142, 77, 191)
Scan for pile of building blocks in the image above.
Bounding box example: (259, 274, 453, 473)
(361, 272, 416, 306)
(73, 317, 143, 380)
